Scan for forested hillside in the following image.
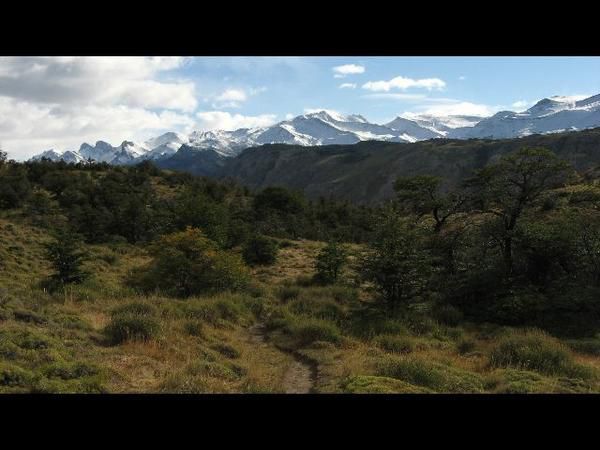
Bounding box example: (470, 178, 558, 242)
(218, 127, 600, 203)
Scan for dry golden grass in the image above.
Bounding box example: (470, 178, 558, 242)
(2, 214, 600, 394)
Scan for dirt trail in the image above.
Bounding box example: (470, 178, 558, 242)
(247, 323, 317, 394)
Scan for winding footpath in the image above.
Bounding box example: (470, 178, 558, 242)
(247, 323, 317, 394)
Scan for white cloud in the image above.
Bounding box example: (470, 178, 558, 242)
(212, 86, 267, 109)
(285, 113, 294, 120)
(215, 88, 247, 103)
(362, 93, 427, 101)
(0, 57, 196, 111)
(339, 83, 357, 89)
(0, 95, 196, 160)
(195, 111, 277, 131)
(458, 75, 466, 81)
(0, 57, 199, 159)
(362, 76, 446, 92)
(333, 64, 365, 78)
(418, 101, 498, 117)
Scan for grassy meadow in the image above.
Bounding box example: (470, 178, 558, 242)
(2, 212, 600, 394)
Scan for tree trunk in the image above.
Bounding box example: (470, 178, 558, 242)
(503, 236, 513, 277)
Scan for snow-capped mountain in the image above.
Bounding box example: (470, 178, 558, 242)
(31, 149, 83, 164)
(29, 93, 600, 164)
(449, 94, 600, 139)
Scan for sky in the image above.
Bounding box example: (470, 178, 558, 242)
(1, 56, 600, 160)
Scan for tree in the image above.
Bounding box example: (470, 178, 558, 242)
(314, 240, 348, 284)
(395, 175, 471, 275)
(360, 211, 430, 312)
(394, 175, 467, 233)
(467, 147, 573, 276)
(43, 231, 89, 291)
(253, 187, 305, 215)
(242, 234, 278, 266)
(132, 227, 249, 297)
(0, 145, 6, 165)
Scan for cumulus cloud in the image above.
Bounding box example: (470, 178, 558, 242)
(333, 64, 365, 78)
(362, 93, 428, 101)
(0, 95, 196, 160)
(212, 86, 267, 108)
(0, 57, 199, 159)
(195, 111, 277, 131)
(418, 101, 498, 117)
(0, 57, 196, 111)
(339, 83, 357, 89)
(362, 76, 446, 92)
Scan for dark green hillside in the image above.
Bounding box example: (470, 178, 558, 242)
(219, 128, 600, 203)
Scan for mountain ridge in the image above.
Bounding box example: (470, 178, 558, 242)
(29, 92, 600, 166)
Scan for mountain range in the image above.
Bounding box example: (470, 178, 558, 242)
(30, 93, 600, 167)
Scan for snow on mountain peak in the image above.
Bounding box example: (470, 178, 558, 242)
(29, 92, 600, 164)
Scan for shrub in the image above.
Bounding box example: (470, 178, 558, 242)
(186, 361, 242, 381)
(566, 338, 600, 356)
(288, 318, 342, 346)
(376, 355, 485, 393)
(348, 312, 410, 339)
(42, 362, 99, 380)
(340, 375, 431, 393)
(489, 329, 592, 378)
(210, 343, 240, 359)
(242, 235, 278, 266)
(103, 315, 160, 345)
(42, 231, 89, 292)
(183, 320, 204, 337)
(111, 302, 156, 317)
(406, 315, 441, 336)
(0, 363, 34, 388)
(182, 295, 251, 326)
(131, 227, 250, 298)
(456, 338, 476, 354)
(277, 285, 301, 302)
(288, 297, 347, 322)
(314, 241, 348, 284)
(374, 335, 415, 354)
(433, 304, 464, 327)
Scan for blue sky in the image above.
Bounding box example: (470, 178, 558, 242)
(2, 56, 600, 159)
(175, 57, 600, 122)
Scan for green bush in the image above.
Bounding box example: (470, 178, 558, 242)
(288, 318, 342, 346)
(288, 297, 347, 322)
(340, 375, 431, 393)
(242, 235, 278, 266)
(210, 343, 240, 359)
(376, 355, 485, 393)
(348, 313, 410, 339)
(183, 320, 204, 337)
(489, 329, 593, 378)
(0, 363, 34, 388)
(277, 285, 301, 302)
(131, 227, 249, 298)
(186, 361, 242, 381)
(374, 335, 415, 354)
(566, 338, 600, 356)
(111, 302, 157, 317)
(42, 362, 99, 380)
(104, 315, 160, 345)
(457, 338, 476, 354)
(433, 304, 464, 327)
(314, 241, 348, 284)
(182, 295, 251, 326)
